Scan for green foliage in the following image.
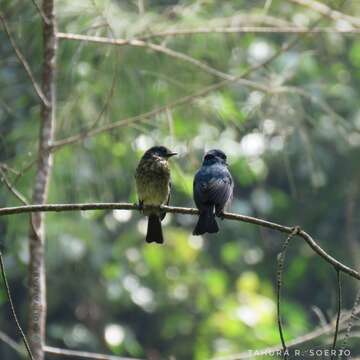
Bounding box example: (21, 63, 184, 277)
(1, 0, 360, 359)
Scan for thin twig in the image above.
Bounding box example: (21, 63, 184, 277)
(0, 330, 24, 355)
(30, 0, 50, 24)
(0, 13, 49, 107)
(53, 12, 328, 149)
(139, 26, 360, 39)
(289, 0, 360, 28)
(86, 0, 120, 132)
(13, 158, 37, 185)
(312, 305, 328, 328)
(57, 32, 233, 80)
(0, 163, 20, 176)
(276, 227, 300, 358)
(0, 166, 41, 240)
(0, 168, 29, 204)
(0, 203, 358, 281)
(51, 82, 346, 150)
(0, 251, 34, 360)
(52, 29, 306, 149)
(53, 3, 335, 150)
(44, 346, 143, 360)
(49, 80, 265, 150)
(51, 75, 272, 149)
(331, 269, 342, 359)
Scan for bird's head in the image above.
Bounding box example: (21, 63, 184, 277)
(202, 149, 227, 165)
(143, 146, 177, 160)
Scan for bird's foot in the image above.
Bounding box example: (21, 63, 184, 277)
(216, 210, 225, 220)
(138, 200, 144, 213)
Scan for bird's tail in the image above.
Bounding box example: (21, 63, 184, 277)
(146, 215, 164, 244)
(193, 207, 219, 235)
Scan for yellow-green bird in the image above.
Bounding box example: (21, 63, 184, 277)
(135, 146, 177, 244)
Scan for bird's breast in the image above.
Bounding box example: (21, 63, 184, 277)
(135, 158, 170, 206)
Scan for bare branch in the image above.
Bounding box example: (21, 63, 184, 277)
(13, 158, 38, 186)
(139, 26, 360, 39)
(0, 330, 24, 355)
(0, 164, 42, 242)
(44, 346, 143, 360)
(0, 13, 50, 107)
(276, 227, 299, 358)
(0, 251, 35, 360)
(50, 80, 267, 150)
(0, 333, 144, 360)
(30, 0, 50, 24)
(331, 269, 342, 359)
(52, 31, 305, 149)
(56, 32, 234, 79)
(0, 168, 29, 205)
(289, 0, 360, 28)
(0, 202, 359, 281)
(50, 82, 346, 150)
(56, 32, 143, 46)
(53, 10, 331, 150)
(0, 163, 20, 176)
(51, 77, 271, 149)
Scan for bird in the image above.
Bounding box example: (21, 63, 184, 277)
(135, 146, 177, 244)
(193, 149, 233, 235)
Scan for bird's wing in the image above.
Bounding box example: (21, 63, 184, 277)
(205, 175, 233, 207)
(160, 181, 171, 221)
(193, 173, 206, 209)
(194, 169, 233, 208)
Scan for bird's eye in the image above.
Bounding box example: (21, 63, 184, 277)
(204, 154, 214, 160)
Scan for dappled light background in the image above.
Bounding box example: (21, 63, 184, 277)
(1, 0, 360, 359)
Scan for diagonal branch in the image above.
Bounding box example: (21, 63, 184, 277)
(0, 202, 359, 281)
(0, 13, 50, 107)
(52, 30, 304, 149)
(49, 79, 268, 150)
(0, 330, 24, 355)
(44, 346, 143, 360)
(50, 82, 346, 151)
(0, 164, 42, 240)
(0, 331, 143, 360)
(289, 0, 360, 28)
(0, 168, 29, 205)
(0, 251, 35, 360)
(54, 9, 334, 150)
(56, 32, 233, 80)
(30, 0, 50, 24)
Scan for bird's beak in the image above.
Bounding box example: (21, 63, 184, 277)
(166, 152, 177, 157)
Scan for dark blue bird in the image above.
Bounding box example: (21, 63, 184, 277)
(193, 149, 234, 235)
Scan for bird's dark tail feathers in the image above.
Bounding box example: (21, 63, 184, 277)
(193, 207, 219, 235)
(146, 215, 164, 244)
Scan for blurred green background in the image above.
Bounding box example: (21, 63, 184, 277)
(1, 0, 360, 359)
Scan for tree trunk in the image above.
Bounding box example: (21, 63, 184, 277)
(28, 1, 57, 359)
